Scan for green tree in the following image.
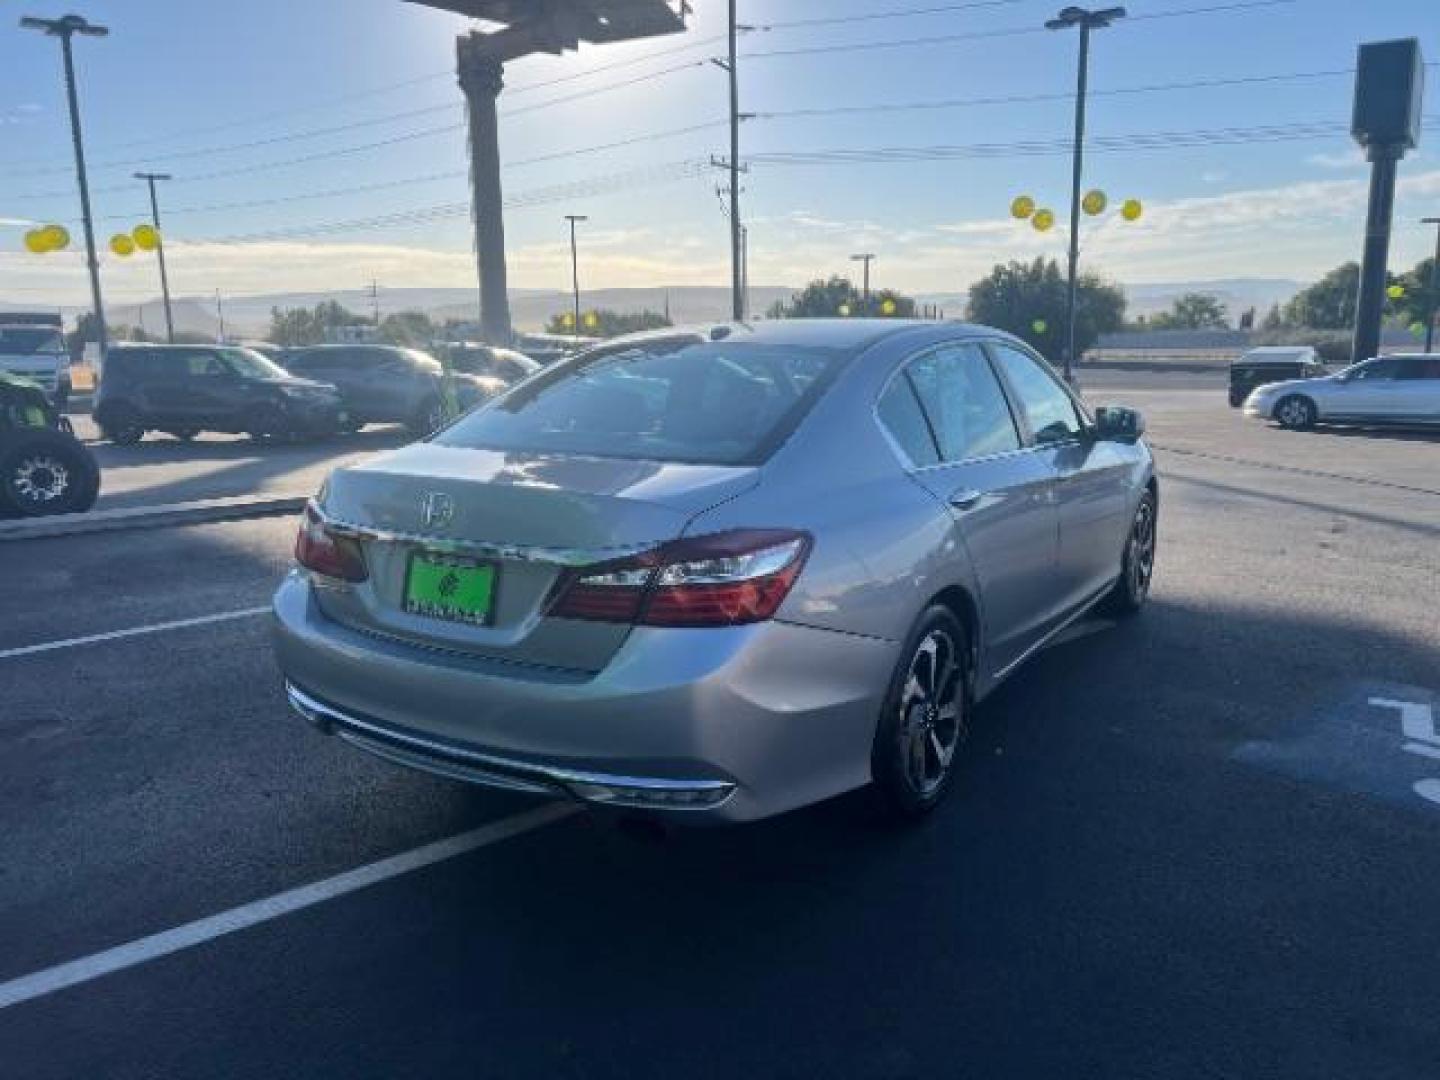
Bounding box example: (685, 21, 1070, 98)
(544, 308, 671, 338)
(1394, 256, 1438, 338)
(268, 300, 364, 345)
(964, 257, 1126, 363)
(1149, 292, 1230, 330)
(767, 276, 916, 318)
(1284, 263, 1359, 329)
(378, 309, 435, 347)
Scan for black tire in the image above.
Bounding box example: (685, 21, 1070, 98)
(408, 397, 446, 437)
(98, 403, 145, 446)
(1228, 390, 1244, 408)
(245, 401, 287, 440)
(0, 430, 101, 516)
(1098, 490, 1157, 617)
(871, 605, 973, 820)
(1274, 394, 1316, 430)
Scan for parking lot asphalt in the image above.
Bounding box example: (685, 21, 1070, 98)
(3, 379, 1438, 1078)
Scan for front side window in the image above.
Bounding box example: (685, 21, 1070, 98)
(1347, 358, 1401, 381)
(0, 328, 63, 355)
(903, 343, 1021, 462)
(437, 342, 846, 466)
(218, 347, 289, 379)
(988, 343, 1085, 444)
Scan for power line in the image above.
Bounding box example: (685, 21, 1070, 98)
(741, 0, 1300, 60)
(757, 67, 1358, 120)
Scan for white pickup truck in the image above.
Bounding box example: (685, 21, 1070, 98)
(0, 312, 71, 408)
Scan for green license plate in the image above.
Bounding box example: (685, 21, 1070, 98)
(403, 552, 495, 625)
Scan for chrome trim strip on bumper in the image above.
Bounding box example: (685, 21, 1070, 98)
(314, 503, 658, 567)
(284, 681, 736, 810)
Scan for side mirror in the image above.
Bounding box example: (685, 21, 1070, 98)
(1092, 405, 1145, 444)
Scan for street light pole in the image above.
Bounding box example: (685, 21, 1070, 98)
(22, 14, 110, 363)
(134, 172, 175, 344)
(564, 214, 587, 339)
(1046, 5, 1125, 383)
(851, 253, 875, 314)
(1423, 217, 1440, 354)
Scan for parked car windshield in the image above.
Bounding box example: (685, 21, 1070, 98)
(436, 342, 846, 465)
(0, 328, 64, 355)
(219, 347, 290, 379)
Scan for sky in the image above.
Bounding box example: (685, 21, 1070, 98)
(0, 0, 1437, 310)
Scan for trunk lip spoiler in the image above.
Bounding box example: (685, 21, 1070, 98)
(312, 501, 663, 568)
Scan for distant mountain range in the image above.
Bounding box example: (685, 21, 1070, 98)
(2, 278, 1305, 338)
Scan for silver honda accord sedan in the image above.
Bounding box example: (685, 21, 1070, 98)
(273, 320, 1157, 823)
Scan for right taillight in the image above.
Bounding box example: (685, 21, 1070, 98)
(550, 529, 810, 628)
(294, 502, 368, 582)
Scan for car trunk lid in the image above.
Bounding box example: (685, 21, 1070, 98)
(312, 442, 759, 671)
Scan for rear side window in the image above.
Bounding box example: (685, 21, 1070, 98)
(877, 377, 940, 467)
(1396, 356, 1440, 380)
(988, 343, 1085, 444)
(437, 342, 846, 466)
(904, 343, 1021, 462)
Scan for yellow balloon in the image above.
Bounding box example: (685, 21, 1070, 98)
(1031, 319, 1049, 334)
(837, 304, 851, 317)
(132, 223, 159, 251)
(110, 233, 136, 257)
(41, 224, 70, 251)
(1031, 208, 1056, 232)
(1082, 189, 1107, 216)
(1386, 284, 1405, 300)
(582, 311, 599, 329)
(1121, 198, 1143, 222)
(560, 312, 575, 327)
(880, 298, 897, 316)
(1010, 195, 1036, 220)
(24, 229, 50, 254)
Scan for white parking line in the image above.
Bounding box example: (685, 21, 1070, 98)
(0, 802, 578, 1012)
(0, 607, 270, 661)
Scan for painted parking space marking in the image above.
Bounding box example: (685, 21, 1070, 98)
(0, 607, 270, 662)
(1234, 681, 1440, 814)
(0, 802, 578, 1012)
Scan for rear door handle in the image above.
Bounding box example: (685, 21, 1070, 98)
(948, 489, 985, 510)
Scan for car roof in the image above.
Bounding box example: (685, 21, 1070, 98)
(624, 319, 1000, 353)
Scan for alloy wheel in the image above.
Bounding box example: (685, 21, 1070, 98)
(10, 454, 70, 507)
(896, 629, 965, 798)
(1129, 498, 1156, 600)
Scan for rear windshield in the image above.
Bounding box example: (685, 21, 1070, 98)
(436, 341, 846, 465)
(0, 328, 63, 355)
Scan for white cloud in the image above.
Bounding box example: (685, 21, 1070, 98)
(1306, 149, 1366, 170)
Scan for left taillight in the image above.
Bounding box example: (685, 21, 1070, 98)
(550, 529, 810, 628)
(294, 502, 368, 582)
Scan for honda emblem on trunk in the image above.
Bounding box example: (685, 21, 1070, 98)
(420, 491, 455, 530)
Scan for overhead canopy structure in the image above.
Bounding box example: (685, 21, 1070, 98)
(409, 1, 687, 47)
(405, 0, 690, 343)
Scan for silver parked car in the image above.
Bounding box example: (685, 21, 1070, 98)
(273, 321, 1157, 823)
(1244, 353, 1440, 429)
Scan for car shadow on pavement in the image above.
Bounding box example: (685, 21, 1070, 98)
(1311, 424, 1440, 446)
(88, 426, 410, 470)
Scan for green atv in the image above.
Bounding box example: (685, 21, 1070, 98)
(0, 372, 100, 516)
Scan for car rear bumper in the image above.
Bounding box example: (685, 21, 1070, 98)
(272, 571, 896, 823)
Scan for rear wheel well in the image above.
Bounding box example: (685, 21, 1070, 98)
(928, 584, 980, 679)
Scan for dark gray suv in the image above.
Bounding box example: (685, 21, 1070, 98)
(282, 345, 495, 435)
(95, 345, 343, 445)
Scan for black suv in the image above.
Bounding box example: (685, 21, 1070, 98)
(95, 345, 343, 444)
(281, 345, 495, 435)
(0, 372, 100, 515)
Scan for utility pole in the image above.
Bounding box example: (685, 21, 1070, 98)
(22, 14, 110, 364)
(215, 289, 227, 343)
(1046, 5, 1125, 383)
(708, 0, 746, 321)
(134, 171, 175, 343)
(367, 279, 381, 325)
(740, 224, 749, 321)
(1424, 217, 1440, 354)
(850, 253, 875, 314)
(564, 214, 587, 339)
